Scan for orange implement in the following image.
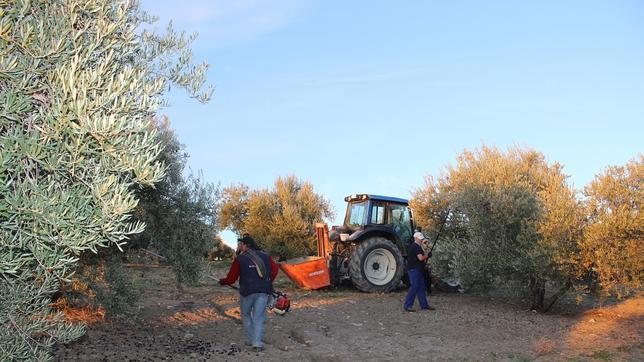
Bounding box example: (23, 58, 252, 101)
(279, 256, 331, 290)
(315, 222, 331, 258)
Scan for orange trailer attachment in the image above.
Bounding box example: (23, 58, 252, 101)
(315, 222, 331, 258)
(279, 256, 331, 290)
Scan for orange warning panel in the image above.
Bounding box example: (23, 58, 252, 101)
(279, 256, 331, 290)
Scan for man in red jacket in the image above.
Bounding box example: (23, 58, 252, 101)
(219, 236, 279, 352)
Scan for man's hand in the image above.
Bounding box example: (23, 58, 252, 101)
(427, 252, 432, 258)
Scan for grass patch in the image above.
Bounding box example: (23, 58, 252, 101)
(506, 352, 532, 361)
(590, 350, 611, 360)
(135, 275, 161, 288)
(208, 260, 232, 269)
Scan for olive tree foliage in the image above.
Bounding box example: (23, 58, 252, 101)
(70, 120, 218, 313)
(581, 155, 643, 298)
(411, 145, 584, 311)
(0, 0, 211, 360)
(128, 119, 219, 285)
(152, 171, 218, 284)
(218, 176, 334, 259)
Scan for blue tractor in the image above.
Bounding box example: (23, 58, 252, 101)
(327, 194, 415, 292)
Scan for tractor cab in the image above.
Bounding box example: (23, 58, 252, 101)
(339, 194, 415, 251)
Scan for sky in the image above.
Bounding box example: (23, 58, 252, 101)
(140, 0, 643, 247)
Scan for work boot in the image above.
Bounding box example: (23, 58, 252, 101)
(421, 306, 436, 311)
(403, 308, 416, 312)
(253, 346, 265, 352)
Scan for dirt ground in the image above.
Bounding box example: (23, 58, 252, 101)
(54, 265, 643, 361)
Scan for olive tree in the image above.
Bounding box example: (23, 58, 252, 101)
(582, 155, 643, 298)
(411, 145, 584, 311)
(218, 176, 334, 259)
(0, 0, 211, 359)
(71, 119, 218, 314)
(128, 119, 219, 285)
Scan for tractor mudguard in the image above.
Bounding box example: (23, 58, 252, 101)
(347, 227, 404, 253)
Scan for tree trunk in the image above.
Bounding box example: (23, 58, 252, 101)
(529, 277, 546, 311)
(543, 281, 572, 312)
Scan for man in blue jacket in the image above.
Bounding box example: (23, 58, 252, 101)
(220, 236, 279, 352)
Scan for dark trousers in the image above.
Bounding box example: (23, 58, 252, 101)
(403, 268, 429, 310)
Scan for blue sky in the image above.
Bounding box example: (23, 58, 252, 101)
(141, 0, 643, 247)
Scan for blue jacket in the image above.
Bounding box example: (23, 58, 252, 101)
(237, 250, 272, 296)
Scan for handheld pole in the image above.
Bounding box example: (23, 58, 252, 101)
(428, 209, 450, 255)
(206, 275, 239, 290)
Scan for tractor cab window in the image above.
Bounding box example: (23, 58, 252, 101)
(389, 204, 413, 245)
(345, 201, 367, 227)
(370, 202, 386, 224)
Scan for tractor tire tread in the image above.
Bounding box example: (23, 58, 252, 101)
(348, 237, 404, 293)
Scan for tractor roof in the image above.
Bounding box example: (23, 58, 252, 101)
(344, 194, 409, 205)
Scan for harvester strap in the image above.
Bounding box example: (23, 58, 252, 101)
(244, 250, 266, 279)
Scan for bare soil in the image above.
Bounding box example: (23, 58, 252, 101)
(55, 265, 643, 361)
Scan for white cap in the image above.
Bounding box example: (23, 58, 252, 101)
(413, 231, 427, 241)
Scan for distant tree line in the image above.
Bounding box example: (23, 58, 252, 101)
(217, 176, 334, 260)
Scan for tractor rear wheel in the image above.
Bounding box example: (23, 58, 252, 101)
(349, 237, 404, 292)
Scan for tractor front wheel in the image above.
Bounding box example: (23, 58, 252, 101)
(349, 237, 404, 292)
